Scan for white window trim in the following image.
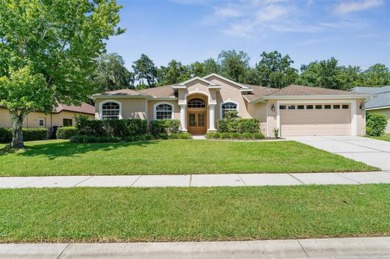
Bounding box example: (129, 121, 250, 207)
(99, 100, 122, 120)
(153, 102, 174, 120)
(220, 101, 239, 119)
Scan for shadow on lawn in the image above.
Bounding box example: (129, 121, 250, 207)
(10, 140, 159, 160)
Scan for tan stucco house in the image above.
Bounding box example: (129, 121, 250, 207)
(93, 74, 370, 137)
(0, 103, 95, 129)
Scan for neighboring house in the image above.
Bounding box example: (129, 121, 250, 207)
(0, 103, 95, 129)
(352, 86, 390, 133)
(93, 74, 370, 137)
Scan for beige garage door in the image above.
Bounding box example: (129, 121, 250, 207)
(280, 104, 351, 136)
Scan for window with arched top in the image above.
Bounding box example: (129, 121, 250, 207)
(101, 102, 120, 119)
(221, 102, 238, 118)
(155, 103, 173, 120)
(187, 98, 206, 108)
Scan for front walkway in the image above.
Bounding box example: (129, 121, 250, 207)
(1, 237, 389, 258)
(288, 136, 390, 171)
(1, 172, 389, 188)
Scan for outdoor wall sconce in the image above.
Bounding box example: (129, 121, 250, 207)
(271, 103, 275, 111)
(359, 102, 365, 110)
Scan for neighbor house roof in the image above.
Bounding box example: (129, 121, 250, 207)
(352, 86, 390, 110)
(54, 103, 95, 115)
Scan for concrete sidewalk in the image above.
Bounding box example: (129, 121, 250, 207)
(0, 172, 389, 188)
(1, 237, 389, 258)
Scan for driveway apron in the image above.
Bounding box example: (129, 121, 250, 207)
(288, 136, 390, 171)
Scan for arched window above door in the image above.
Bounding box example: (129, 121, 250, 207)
(187, 98, 206, 108)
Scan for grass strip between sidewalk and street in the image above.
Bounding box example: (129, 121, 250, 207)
(0, 185, 389, 243)
(0, 139, 377, 176)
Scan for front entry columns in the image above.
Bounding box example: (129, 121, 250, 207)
(180, 104, 187, 131)
(208, 104, 216, 131)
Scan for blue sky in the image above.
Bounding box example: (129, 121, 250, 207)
(106, 0, 390, 71)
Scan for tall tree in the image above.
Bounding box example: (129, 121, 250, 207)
(218, 50, 250, 82)
(0, 0, 123, 148)
(298, 57, 344, 89)
(92, 53, 134, 92)
(132, 54, 157, 88)
(361, 64, 390, 86)
(161, 60, 190, 85)
(255, 51, 298, 88)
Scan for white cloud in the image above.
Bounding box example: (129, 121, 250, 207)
(256, 5, 291, 22)
(215, 7, 244, 18)
(333, 0, 384, 14)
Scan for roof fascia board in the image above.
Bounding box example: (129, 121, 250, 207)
(366, 106, 390, 110)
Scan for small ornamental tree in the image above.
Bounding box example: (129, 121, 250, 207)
(0, 0, 124, 148)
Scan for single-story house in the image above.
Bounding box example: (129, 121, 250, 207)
(352, 86, 390, 133)
(0, 103, 95, 129)
(93, 74, 370, 137)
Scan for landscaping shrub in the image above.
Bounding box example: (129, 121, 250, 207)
(0, 128, 12, 143)
(149, 120, 180, 137)
(22, 128, 48, 141)
(57, 127, 78, 139)
(206, 132, 264, 140)
(217, 118, 260, 133)
(366, 113, 388, 137)
(217, 120, 228, 132)
(70, 135, 121, 143)
(168, 132, 192, 139)
(0, 128, 47, 143)
(76, 117, 148, 138)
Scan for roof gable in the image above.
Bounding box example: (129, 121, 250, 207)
(203, 73, 249, 90)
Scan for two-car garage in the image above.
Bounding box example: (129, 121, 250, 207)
(279, 103, 352, 136)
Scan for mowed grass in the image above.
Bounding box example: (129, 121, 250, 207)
(0, 185, 389, 242)
(0, 139, 377, 176)
(370, 133, 390, 142)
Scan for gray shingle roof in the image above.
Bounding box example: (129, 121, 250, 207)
(351, 86, 390, 109)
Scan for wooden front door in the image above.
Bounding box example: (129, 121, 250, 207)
(188, 111, 207, 135)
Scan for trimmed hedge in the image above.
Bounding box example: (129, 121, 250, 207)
(206, 132, 265, 140)
(366, 113, 388, 137)
(0, 128, 12, 143)
(22, 128, 48, 141)
(57, 127, 78, 139)
(70, 132, 192, 143)
(0, 128, 48, 143)
(217, 118, 260, 133)
(149, 119, 180, 137)
(76, 118, 148, 137)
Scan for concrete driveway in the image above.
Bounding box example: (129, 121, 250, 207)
(287, 136, 390, 171)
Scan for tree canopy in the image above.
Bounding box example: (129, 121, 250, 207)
(0, 0, 123, 148)
(92, 53, 134, 92)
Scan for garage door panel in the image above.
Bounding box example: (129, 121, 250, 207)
(280, 104, 351, 136)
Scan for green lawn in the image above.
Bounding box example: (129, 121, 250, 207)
(0, 139, 377, 176)
(0, 185, 389, 242)
(370, 133, 390, 142)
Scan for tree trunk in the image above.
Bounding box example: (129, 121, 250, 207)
(10, 110, 26, 149)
